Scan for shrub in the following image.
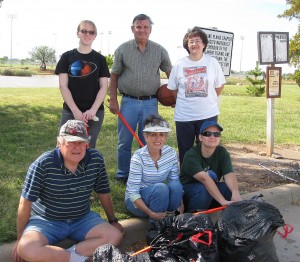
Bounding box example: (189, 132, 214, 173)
(1, 69, 33, 77)
(2, 69, 14, 76)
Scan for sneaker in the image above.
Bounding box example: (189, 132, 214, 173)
(70, 251, 88, 262)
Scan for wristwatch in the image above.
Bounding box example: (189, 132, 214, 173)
(109, 217, 118, 224)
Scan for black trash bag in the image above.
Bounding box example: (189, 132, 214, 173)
(93, 243, 149, 262)
(146, 213, 219, 262)
(217, 198, 285, 262)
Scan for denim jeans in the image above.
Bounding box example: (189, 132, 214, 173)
(125, 180, 183, 219)
(183, 181, 231, 212)
(175, 115, 218, 165)
(117, 96, 158, 179)
(59, 109, 104, 149)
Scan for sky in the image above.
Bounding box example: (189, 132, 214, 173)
(0, 0, 298, 74)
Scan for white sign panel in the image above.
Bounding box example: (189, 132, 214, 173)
(257, 32, 289, 65)
(201, 27, 234, 76)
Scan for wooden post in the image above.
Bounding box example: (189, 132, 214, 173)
(266, 98, 274, 156)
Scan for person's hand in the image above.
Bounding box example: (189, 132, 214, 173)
(108, 99, 119, 114)
(111, 221, 125, 234)
(83, 109, 97, 121)
(12, 240, 24, 262)
(219, 199, 234, 206)
(231, 191, 243, 202)
(149, 211, 166, 220)
(73, 110, 88, 124)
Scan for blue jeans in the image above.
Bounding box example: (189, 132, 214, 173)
(183, 180, 232, 212)
(59, 109, 104, 149)
(175, 116, 218, 165)
(125, 180, 183, 219)
(23, 211, 106, 244)
(117, 96, 158, 179)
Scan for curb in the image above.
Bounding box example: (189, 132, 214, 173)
(1, 183, 299, 261)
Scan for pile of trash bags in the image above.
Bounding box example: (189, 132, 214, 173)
(93, 197, 285, 262)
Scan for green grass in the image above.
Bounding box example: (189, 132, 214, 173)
(0, 84, 300, 243)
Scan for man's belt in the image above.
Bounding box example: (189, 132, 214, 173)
(121, 93, 157, 100)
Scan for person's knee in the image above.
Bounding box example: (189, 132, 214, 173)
(17, 235, 43, 261)
(109, 229, 124, 247)
(168, 180, 183, 192)
(153, 183, 169, 197)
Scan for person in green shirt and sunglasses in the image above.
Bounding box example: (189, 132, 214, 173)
(180, 120, 242, 212)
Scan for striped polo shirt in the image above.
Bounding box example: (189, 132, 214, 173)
(111, 39, 172, 97)
(21, 148, 110, 220)
(125, 145, 180, 203)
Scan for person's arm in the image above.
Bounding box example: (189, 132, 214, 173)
(193, 171, 233, 206)
(83, 77, 108, 120)
(165, 71, 171, 79)
(58, 73, 86, 123)
(12, 196, 32, 262)
(132, 198, 166, 220)
(224, 172, 243, 201)
(109, 73, 120, 114)
(215, 84, 225, 96)
(97, 193, 124, 233)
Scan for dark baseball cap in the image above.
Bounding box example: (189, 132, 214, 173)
(59, 120, 89, 143)
(200, 121, 223, 134)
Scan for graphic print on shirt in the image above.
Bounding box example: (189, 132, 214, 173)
(69, 60, 97, 77)
(184, 66, 208, 97)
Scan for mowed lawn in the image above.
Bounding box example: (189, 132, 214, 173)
(0, 84, 299, 243)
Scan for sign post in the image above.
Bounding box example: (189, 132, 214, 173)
(257, 32, 288, 156)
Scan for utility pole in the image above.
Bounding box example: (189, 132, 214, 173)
(108, 31, 112, 55)
(7, 14, 17, 65)
(99, 31, 104, 53)
(239, 36, 244, 79)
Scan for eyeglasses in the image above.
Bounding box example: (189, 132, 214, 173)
(188, 40, 202, 45)
(201, 131, 221, 137)
(80, 29, 96, 35)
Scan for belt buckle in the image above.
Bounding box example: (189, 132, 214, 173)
(138, 96, 148, 100)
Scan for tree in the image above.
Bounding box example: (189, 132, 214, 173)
(278, 1, 300, 86)
(0, 56, 8, 65)
(245, 62, 265, 97)
(29, 46, 56, 71)
(105, 54, 114, 69)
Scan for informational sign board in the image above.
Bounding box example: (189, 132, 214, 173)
(257, 32, 289, 65)
(266, 66, 282, 98)
(201, 27, 234, 76)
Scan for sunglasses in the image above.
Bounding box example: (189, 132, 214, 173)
(80, 29, 96, 35)
(201, 131, 221, 137)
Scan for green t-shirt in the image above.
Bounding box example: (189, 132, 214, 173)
(180, 143, 234, 185)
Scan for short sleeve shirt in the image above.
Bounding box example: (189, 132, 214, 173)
(55, 49, 110, 112)
(111, 40, 172, 97)
(180, 143, 233, 184)
(21, 148, 110, 220)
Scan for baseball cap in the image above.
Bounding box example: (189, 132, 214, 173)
(200, 121, 223, 134)
(143, 119, 172, 133)
(59, 120, 89, 143)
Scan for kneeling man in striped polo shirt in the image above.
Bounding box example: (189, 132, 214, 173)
(13, 120, 123, 262)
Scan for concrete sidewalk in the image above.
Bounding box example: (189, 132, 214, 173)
(1, 183, 299, 261)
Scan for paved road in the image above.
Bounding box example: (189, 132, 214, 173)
(0, 75, 58, 88)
